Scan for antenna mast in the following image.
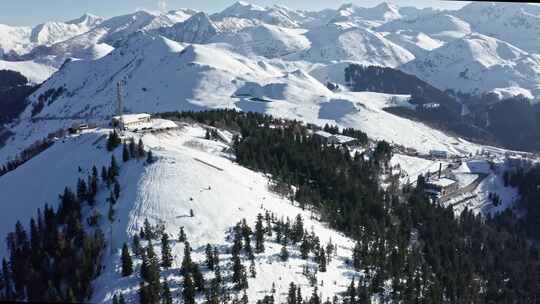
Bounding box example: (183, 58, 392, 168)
(116, 81, 124, 117)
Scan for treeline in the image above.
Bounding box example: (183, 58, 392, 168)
(0, 129, 65, 177)
(505, 166, 540, 240)
(459, 92, 540, 151)
(0, 70, 39, 124)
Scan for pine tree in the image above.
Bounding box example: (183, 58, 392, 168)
(146, 150, 154, 164)
(137, 138, 145, 159)
(309, 286, 321, 304)
(121, 243, 133, 276)
(101, 166, 108, 183)
(76, 178, 88, 202)
(118, 294, 126, 304)
(183, 274, 196, 304)
(161, 280, 172, 304)
(241, 290, 249, 304)
(132, 235, 142, 256)
(205, 243, 215, 270)
(280, 244, 289, 262)
(122, 144, 130, 162)
(113, 180, 121, 200)
(107, 131, 121, 151)
(318, 248, 327, 272)
(254, 213, 265, 253)
(300, 236, 310, 260)
(88, 166, 98, 204)
(192, 263, 205, 292)
(109, 155, 119, 179)
(108, 200, 115, 222)
(161, 233, 172, 268)
(112, 294, 119, 304)
(292, 214, 304, 243)
(249, 259, 256, 278)
(178, 226, 186, 242)
(139, 282, 148, 304)
(347, 278, 356, 304)
(287, 282, 297, 304)
(181, 242, 193, 275)
(143, 218, 153, 240)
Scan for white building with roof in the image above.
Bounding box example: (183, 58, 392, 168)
(313, 130, 359, 146)
(112, 113, 151, 130)
(425, 177, 459, 196)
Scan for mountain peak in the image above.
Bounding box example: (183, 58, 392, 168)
(221, 1, 265, 15)
(66, 13, 103, 26)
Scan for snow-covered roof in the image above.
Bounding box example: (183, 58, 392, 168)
(314, 130, 357, 144)
(333, 134, 357, 144)
(112, 113, 151, 124)
(427, 177, 457, 188)
(314, 130, 333, 138)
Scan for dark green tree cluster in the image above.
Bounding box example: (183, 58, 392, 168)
(107, 130, 122, 151)
(506, 166, 540, 240)
(139, 245, 161, 304)
(0, 187, 105, 302)
(0, 137, 54, 177)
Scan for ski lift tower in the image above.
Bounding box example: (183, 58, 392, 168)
(116, 80, 125, 131)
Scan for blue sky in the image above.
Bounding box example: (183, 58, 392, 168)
(1, 0, 469, 26)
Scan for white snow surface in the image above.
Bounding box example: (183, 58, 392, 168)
(0, 59, 57, 83)
(401, 33, 540, 99)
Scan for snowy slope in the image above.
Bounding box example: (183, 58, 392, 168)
(330, 2, 402, 28)
(288, 23, 415, 67)
(0, 124, 362, 303)
(0, 24, 32, 57)
(0, 14, 103, 57)
(455, 2, 540, 53)
(210, 24, 310, 58)
(30, 13, 104, 46)
(212, 1, 300, 28)
(157, 12, 219, 44)
(401, 33, 540, 99)
(377, 13, 472, 42)
(21, 9, 195, 68)
(0, 59, 57, 84)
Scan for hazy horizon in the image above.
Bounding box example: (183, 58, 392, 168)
(0, 0, 470, 26)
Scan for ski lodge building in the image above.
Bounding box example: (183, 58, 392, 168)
(112, 113, 151, 130)
(313, 130, 359, 146)
(425, 177, 459, 197)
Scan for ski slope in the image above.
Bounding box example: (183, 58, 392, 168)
(0, 122, 371, 303)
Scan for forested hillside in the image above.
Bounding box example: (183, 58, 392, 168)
(165, 110, 540, 303)
(0, 70, 38, 124)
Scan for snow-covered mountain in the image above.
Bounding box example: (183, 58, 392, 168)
(1, 1, 539, 102)
(157, 12, 219, 44)
(401, 33, 540, 99)
(30, 13, 104, 46)
(288, 23, 414, 66)
(211, 1, 300, 28)
(377, 12, 472, 42)
(0, 14, 104, 57)
(210, 24, 310, 58)
(454, 2, 540, 53)
(1, 31, 483, 165)
(330, 2, 402, 27)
